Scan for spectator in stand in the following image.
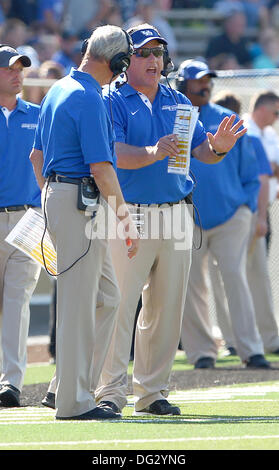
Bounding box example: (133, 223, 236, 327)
(21, 67, 42, 104)
(37, 0, 64, 34)
(33, 34, 60, 65)
(61, 0, 113, 39)
(252, 27, 279, 68)
(7, 0, 38, 26)
(114, 0, 137, 23)
(205, 7, 253, 69)
(0, 1, 10, 25)
(215, 0, 269, 28)
(0, 18, 29, 49)
(51, 30, 78, 75)
(0, 18, 40, 68)
(241, 0, 269, 28)
(124, 0, 177, 58)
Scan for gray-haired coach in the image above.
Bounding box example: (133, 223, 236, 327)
(30, 25, 139, 421)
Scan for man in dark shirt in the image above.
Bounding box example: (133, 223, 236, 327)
(205, 10, 253, 69)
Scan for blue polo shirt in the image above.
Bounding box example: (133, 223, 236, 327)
(34, 68, 116, 177)
(191, 102, 260, 229)
(0, 98, 40, 207)
(103, 83, 207, 204)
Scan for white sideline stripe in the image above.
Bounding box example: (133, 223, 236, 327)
(1, 435, 279, 447)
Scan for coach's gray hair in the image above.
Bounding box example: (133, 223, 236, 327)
(87, 25, 129, 62)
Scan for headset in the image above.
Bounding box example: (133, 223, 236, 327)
(81, 30, 133, 77)
(162, 46, 174, 77)
(109, 29, 134, 76)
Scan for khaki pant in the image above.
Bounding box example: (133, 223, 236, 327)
(95, 203, 193, 411)
(0, 210, 41, 390)
(45, 183, 120, 418)
(181, 206, 264, 363)
(210, 233, 279, 353)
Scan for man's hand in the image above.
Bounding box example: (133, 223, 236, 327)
(122, 218, 140, 259)
(255, 215, 268, 238)
(207, 114, 247, 154)
(151, 134, 180, 161)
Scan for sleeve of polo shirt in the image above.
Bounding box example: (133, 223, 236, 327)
(33, 114, 42, 150)
(191, 119, 207, 151)
(103, 94, 126, 143)
(79, 92, 114, 164)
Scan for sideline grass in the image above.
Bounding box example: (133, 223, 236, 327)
(0, 383, 279, 450)
(23, 350, 279, 386)
(1, 352, 278, 451)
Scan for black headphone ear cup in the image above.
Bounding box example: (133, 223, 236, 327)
(109, 53, 131, 76)
(161, 47, 174, 77)
(109, 29, 133, 76)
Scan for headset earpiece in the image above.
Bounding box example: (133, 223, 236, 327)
(161, 47, 174, 77)
(109, 30, 134, 77)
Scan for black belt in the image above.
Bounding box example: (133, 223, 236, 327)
(127, 194, 193, 208)
(48, 175, 83, 185)
(0, 205, 34, 213)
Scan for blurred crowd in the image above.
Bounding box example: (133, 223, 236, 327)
(1, 0, 279, 103)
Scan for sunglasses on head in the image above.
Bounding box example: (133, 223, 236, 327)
(134, 47, 164, 58)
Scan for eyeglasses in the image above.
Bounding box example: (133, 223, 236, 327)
(134, 47, 164, 58)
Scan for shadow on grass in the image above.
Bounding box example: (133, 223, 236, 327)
(120, 414, 279, 424)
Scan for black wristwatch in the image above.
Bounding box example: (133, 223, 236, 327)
(212, 148, 228, 157)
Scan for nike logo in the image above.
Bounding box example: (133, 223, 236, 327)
(131, 110, 139, 116)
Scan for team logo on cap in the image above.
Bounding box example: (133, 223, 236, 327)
(142, 30, 154, 36)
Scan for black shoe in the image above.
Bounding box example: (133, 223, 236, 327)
(56, 406, 122, 421)
(245, 354, 271, 369)
(194, 357, 215, 369)
(226, 346, 237, 356)
(0, 384, 20, 407)
(98, 400, 121, 414)
(42, 392, 55, 409)
(134, 399, 181, 416)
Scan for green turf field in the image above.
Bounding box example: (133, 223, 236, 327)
(0, 353, 278, 451)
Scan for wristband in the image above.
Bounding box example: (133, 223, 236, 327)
(212, 148, 228, 157)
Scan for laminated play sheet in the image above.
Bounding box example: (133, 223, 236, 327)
(5, 208, 57, 275)
(168, 103, 199, 176)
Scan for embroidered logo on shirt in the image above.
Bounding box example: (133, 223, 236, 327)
(131, 110, 139, 116)
(162, 105, 177, 111)
(21, 123, 38, 130)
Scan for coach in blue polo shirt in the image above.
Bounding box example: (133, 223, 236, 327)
(95, 23, 247, 417)
(0, 45, 41, 408)
(176, 59, 270, 370)
(30, 25, 139, 420)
